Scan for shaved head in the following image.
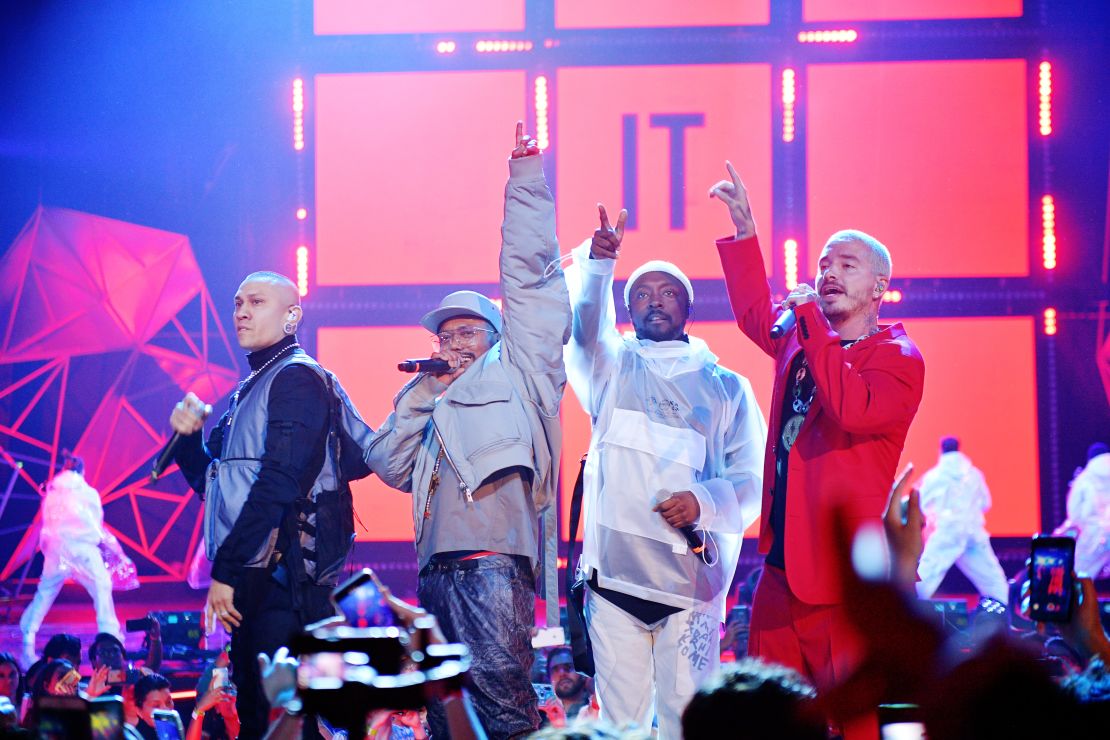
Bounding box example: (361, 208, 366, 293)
(240, 271, 299, 304)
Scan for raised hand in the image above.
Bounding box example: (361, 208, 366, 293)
(511, 120, 540, 159)
(708, 161, 756, 238)
(591, 203, 627, 260)
(782, 284, 819, 310)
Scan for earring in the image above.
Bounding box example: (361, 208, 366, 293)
(283, 316, 296, 334)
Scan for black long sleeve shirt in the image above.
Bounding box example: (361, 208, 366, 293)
(174, 335, 329, 588)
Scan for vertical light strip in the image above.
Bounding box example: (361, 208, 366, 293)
(292, 78, 305, 151)
(1042, 195, 1057, 270)
(296, 246, 309, 298)
(782, 69, 796, 143)
(784, 239, 799, 290)
(1043, 307, 1057, 336)
(1038, 62, 1053, 136)
(534, 76, 550, 150)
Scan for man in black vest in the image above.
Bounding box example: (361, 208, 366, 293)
(170, 271, 370, 739)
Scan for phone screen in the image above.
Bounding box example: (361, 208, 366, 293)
(1029, 536, 1075, 623)
(332, 569, 395, 628)
(89, 695, 125, 740)
(152, 709, 184, 740)
(532, 682, 557, 705)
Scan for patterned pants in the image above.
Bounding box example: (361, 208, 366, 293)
(418, 555, 539, 740)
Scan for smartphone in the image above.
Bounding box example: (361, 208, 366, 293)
(36, 696, 92, 740)
(106, 668, 127, 685)
(878, 703, 926, 740)
(532, 682, 557, 705)
(1028, 535, 1076, 623)
(330, 568, 395, 628)
(210, 666, 228, 690)
(152, 708, 185, 740)
(726, 604, 751, 627)
(89, 694, 125, 740)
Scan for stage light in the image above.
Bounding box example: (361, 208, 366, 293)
(292, 78, 305, 151)
(882, 289, 903, 303)
(1041, 195, 1057, 270)
(784, 238, 799, 290)
(1038, 62, 1052, 136)
(297, 245, 309, 297)
(782, 69, 796, 143)
(296, 207, 307, 221)
(435, 40, 457, 54)
(1043, 307, 1057, 336)
(534, 75, 550, 150)
(475, 39, 533, 53)
(797, 29, 858, 43)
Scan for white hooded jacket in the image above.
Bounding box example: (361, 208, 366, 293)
(565, 240, 766, 619)
(919, 451, 992, 535)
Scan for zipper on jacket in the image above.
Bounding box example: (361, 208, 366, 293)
(432, 420, 473, 503)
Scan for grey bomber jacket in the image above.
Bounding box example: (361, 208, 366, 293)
(365, 153, 571, 545)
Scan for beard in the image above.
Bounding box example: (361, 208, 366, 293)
(634, 310, 685, 342)
(554, 673, 586, 699)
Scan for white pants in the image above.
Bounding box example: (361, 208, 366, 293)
(20, 544, 121, 643)
(586, 587, 719, 740)
(916, 528, 1009, 604)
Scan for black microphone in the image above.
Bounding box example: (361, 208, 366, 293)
(398, 358, 451, 374)
(149, 434, 182, 482)
(769, 309, 796, 339)
(654, 492, 706, 554)
(151, 402, 212, 482)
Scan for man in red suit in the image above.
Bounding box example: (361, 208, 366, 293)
(709, 162, 925, 694)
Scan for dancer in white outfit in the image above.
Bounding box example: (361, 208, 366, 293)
(1061, 443, 1110, 579)
(20, 455, 121, 665)
(915, 437, 1009, 604)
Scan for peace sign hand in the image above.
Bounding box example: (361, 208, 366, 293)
(708, 160, 757, 239)
(511, 120, 540, 159)
(591, 203, 627, 260)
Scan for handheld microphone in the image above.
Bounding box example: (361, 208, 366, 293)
(151, 403, 212, 481)
(398, 358, 451, 374)
(653, 492, 706, 554)
(769, 309, 796, 339)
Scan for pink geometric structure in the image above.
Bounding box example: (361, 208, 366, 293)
(0, 206, 239, 583)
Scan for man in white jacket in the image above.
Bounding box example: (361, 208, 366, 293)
(915, 437, 1009, 604)
(566, 204, 766, 739)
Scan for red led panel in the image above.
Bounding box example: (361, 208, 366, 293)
(890, 317, 1040, 536)
(318, 326, 445, 542)
(556, 0, 769, 28)
(315, 71, 527, 286)
(559, 321, 776, 540)
(803, 0, 1022, 21)
(807, 60, 1029, 278)
(314, 0, 525, 35)
(557, 65, 774, 281)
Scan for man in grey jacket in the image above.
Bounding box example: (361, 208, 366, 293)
(367, 123, 570, 740)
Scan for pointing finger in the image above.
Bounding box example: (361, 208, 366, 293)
(598, 203, 612, 231)
(515, 120, 523, 148)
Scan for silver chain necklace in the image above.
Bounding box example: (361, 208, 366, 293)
(232, 342, 300, 406)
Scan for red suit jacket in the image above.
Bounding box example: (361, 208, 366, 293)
(718, 235, 925, 604)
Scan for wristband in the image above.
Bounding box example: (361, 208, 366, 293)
(191, 709, 206, 721)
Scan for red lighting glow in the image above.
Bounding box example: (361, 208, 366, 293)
(1041, 195, 1057, 270)
(296, 207, 308, 221)
(475, 39, 534, 53)
(1043, 307, 1057, 336)
(534, 75, 550, 150)
(292, 78, 305, 151)
(1038, 62, 1052, 136)
(797, 29, 858, 43)
(782, 69, 796, 142)
(297, 245, 309, 297)
(435, 40, 457, 54)
(784, 238, 799, 289)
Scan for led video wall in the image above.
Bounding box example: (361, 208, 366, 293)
(308, 1, 1042, 542)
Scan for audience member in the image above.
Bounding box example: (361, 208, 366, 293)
(546, 647, 593, 719)
(681, 658, 825, 740)
(130, 673, 173, 740)
(0, 654, 22, 708)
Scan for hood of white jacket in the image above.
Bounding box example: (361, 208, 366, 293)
(933, 451, 974, 481)
(1080, 452, 1110, 480)
(623, 333, 718, 379)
